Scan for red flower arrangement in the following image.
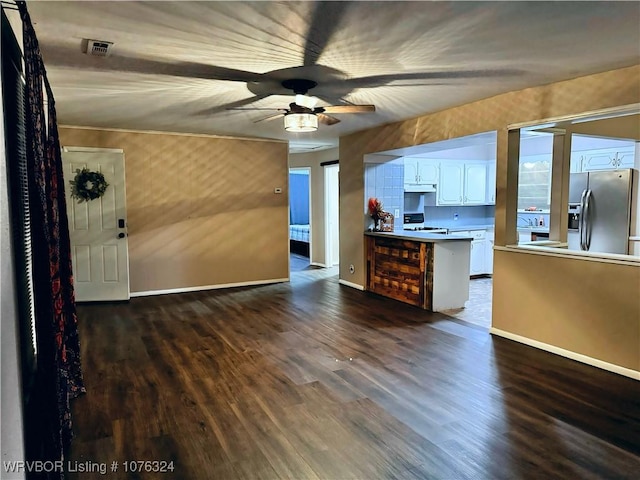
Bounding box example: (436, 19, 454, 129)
(368, 197, 384, 220)
(368, 197, 387, 230)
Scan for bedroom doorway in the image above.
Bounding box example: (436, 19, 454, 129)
(289, 167, 311, 271)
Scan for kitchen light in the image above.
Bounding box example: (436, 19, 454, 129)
(284, 113, 318, 132)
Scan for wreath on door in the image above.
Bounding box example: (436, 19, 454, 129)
(70, 168, 109, 202)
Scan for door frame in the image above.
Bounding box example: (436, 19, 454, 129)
(324, 163, 340, 267)
(288, 166, 312, 263)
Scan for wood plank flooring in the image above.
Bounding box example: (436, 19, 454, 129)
(69, 267, 640, 479)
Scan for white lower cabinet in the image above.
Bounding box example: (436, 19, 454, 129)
(453, 229, 489, 276)
(518, 231, 533, 244)
(470, 240, 485, 275)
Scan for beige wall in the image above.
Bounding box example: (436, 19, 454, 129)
(569, 114, 640, 140)
(493, 250, 640, 371)
(339, 64, 640, 372)
(289, 147, 339, 266)
(59, 127, 289, 293)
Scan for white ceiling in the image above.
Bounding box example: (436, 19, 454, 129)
(23, 1, 640, 153)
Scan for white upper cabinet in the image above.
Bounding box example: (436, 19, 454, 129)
(404, 157, 439, 186)
(438, 161, 488, 206)
(575, 146, 636, 172)
(437, 163, 464, 205)
(464, 162, 488, 205)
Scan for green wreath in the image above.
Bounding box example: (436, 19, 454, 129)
(70, 168, 109, 203)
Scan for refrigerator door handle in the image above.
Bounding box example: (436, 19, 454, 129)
(584, 189, 593, 251)
(579, 189, 588, 250)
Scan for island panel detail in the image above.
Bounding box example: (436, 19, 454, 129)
(366, 236, 433, 310)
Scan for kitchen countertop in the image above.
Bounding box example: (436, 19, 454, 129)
(517, 226, 549, 234)
(365, 231, 473, 242)
(445, 224, 495, 232)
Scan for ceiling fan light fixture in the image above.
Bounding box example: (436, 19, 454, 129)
(284, 113, 318, 132)
(295, 94, 318, 109)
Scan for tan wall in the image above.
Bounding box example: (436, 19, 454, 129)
(493, 250, 640, 371)
(339, 65, 640, 372)
(59, 127, 289, 293)
(289, 148, 339, 266)
(569, 114, 640, 141)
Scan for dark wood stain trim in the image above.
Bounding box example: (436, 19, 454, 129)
(320, 160, 339, 167)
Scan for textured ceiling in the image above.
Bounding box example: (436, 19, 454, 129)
(23, 1, 640, 152)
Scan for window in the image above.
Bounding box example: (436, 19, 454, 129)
(518, 132, 554, 212)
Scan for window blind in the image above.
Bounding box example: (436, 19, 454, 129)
(2, 8, 38, 400)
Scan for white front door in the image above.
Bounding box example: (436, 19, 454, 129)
(62, 147, 129, 301)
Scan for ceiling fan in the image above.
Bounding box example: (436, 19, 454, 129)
(226, 79, 376, 132)
(36, 1, 525, 134)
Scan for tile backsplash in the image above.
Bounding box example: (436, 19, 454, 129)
(365, 162, 404, 229)
(424, 205, 495, 228)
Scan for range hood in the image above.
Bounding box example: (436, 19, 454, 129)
(404, 184, 436, 193)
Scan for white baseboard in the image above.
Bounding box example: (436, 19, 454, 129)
(310, 261, 327, 268)
(131, 278, 290, 298)
(490, 328, 640, 380)
(338, 279, 365, 291)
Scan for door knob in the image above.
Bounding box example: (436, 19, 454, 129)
(117, 232, 125, 239)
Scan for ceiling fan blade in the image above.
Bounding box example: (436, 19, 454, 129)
(254, 113, 285, 123)
(317, 113, 341, 126)
(40, 42, 264, 83)
(303, 2, 350, 66)
(227, 107, 286, 111)
(325, 69, 525, 90)
(195, 94, 271, 116)
(321, 105, 376, 114)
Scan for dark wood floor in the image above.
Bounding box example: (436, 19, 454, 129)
(69, 268, 640, 479)
(290, 252, 311, 272)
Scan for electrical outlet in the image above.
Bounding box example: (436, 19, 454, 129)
(394, 209, 400, 218)
(453, 213, 459, 221)
(274, 187, 282, 194)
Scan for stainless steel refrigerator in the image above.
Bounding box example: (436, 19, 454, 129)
(568, 169, 635, 254)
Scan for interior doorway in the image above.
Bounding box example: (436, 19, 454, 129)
(325, 164, 340, 266)
(289, 167, 311, 271)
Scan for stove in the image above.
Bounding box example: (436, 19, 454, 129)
(402, 213, 448, 233)
(404, 226, 449, 233)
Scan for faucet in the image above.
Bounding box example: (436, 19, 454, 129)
(517, 216, 533, 227)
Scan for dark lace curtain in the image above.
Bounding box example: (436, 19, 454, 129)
(17, 1, 85, 475)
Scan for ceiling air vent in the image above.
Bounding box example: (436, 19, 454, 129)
(85, 39, 113, 57)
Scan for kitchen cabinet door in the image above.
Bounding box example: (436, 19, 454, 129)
(486, 161, 496, 204)
(416, 158, 439, 184)
(470, 239, 485, 275)
(616, 147, 635, 169)
(518, 231, 533, 244)
(405, 158, 439, 186)
(570, 152, 583, 173)
(404, 159, 419, 185)
(582, 149, 619, 171)
(464, 162, 487, 204)
(437, 163, 464, 205)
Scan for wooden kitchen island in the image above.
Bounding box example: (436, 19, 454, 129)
(365, 231, 472, 312)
